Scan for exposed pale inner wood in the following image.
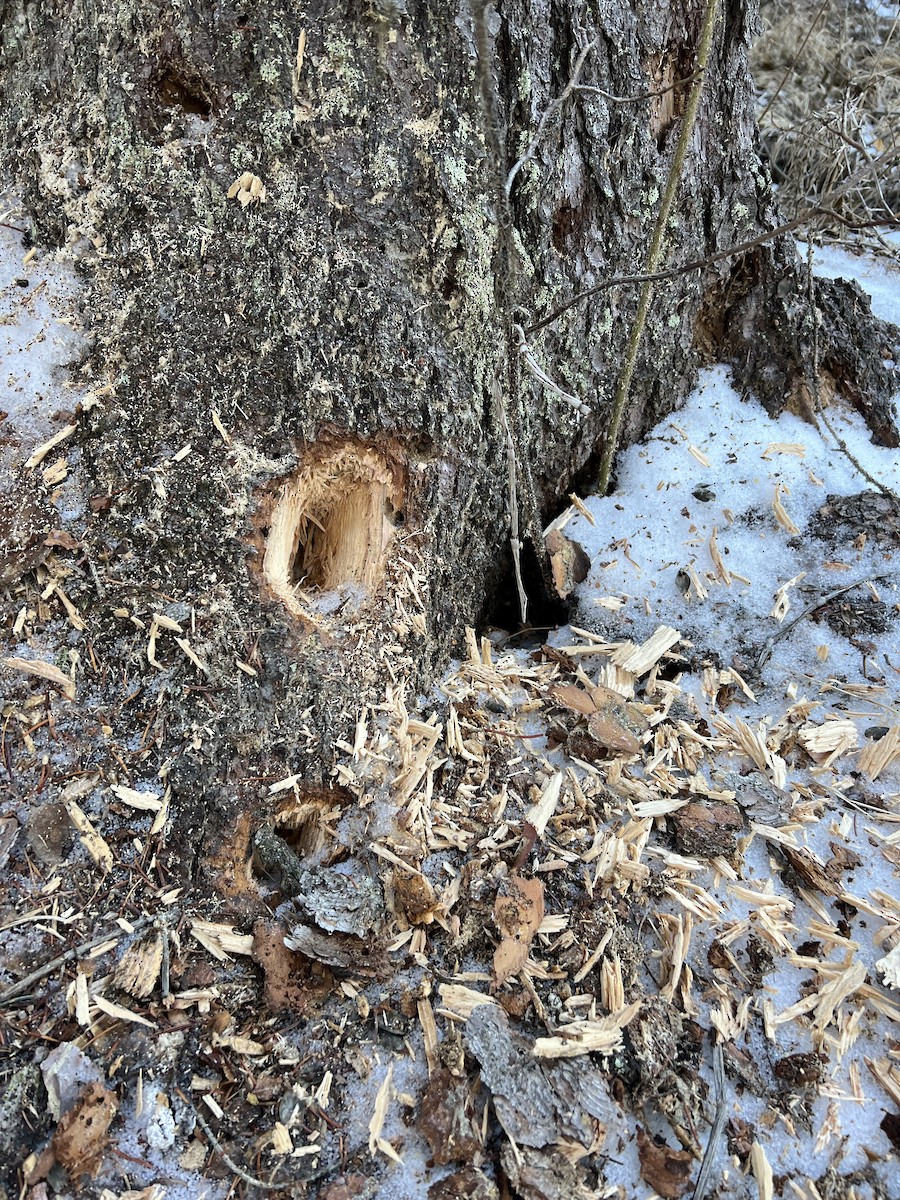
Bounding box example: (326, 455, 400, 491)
(263, 446, 397, 615)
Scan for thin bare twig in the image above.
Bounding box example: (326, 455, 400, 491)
(506, 39, 596, 197)
(522, 149, 900, 339)
(804, 239, 900, 502)
(597, 0, 721, 493)
(514, 323, 589, 415)
(0, 916, 153, 1007)
(191, 1101, 288, 1191)
(757, 574, 892, 670)
(574, 72, 703, 105)
(505, 43, 701, 199)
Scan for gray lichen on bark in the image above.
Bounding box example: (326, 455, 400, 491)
(1, 0, 896, 873)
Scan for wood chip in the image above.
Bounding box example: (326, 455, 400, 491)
(770, 572, 805, 622)
(437, 984, 498, 1020)
(191, 920, 255, 960)
(813, 959, 866, 1039)
(750, 1141, 774, 1200)
(91, 993, 156, 1028)
(64, 800, 113, 873)
(876, 943, 900, 990)
(112, 932, 164, 999)
(25, 423, 77, 469)
(175, 636, 208, 673)
(858, 726, 900, 780)
(798, 718, 858, 766)
(568, 493, 595, 524)
(3, 656, 76, 700)
(74, 970, 91, 1027)
(709, 526, 731, 586)
(418, 995, 439, 1076)
(532, 1000, 640, 1058)
(211, 1031, 266, 1056)
(211, 408, 232, 444)
(42, 456, 68, 486)
(609, 626, 680, 676)
(152, 612, 183, 633)
(368, 1063, 402, 1163)
(525, 772, 563, 838)
(110, 784, 163, 812)
(773, 482, 800, 534)
(866, 1056, 900, 1107)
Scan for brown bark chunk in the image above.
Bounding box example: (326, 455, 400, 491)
(418, 1069, 482, 1166)
(636, 1127, 694, 1199)
(51, 1082, 118, 1181)
(492, 874, 545, 987)
(672, 802, 743, 857)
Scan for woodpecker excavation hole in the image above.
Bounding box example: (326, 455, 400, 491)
(272, 786, 351, 865)
(261, 442, 405, 620)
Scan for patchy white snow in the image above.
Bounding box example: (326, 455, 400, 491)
(0, 199, 90, 456)
(561, 362, 900, 678)
(533, 240, 900, 1196)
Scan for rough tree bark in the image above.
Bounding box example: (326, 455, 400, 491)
(1, 2, 895, 870)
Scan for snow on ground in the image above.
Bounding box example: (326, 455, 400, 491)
(536, 244, 900, 1194)
(561, 361, 900, 678)
(4, 190, 900, 1196)
(0, 198, 90, 461)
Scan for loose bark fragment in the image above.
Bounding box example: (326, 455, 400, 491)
(417, 1069, 482, 1165)
(773, 1052, 824, 1087)
(637, 1127, 694, 1199)
(492, 874, 545, 987)
(52, 1082, 118, 1181)
(587, 710, 642, 755)
(779, 845, 838, 897)
(465, 1004, 621, 1151)
(428, 1166, 498, 1200)
(252, 920, 318, 1015)
(881, 1113, 900, 1154)
(671, 802, 743, 857)
(544, 528, 590, 599)
(284, 923, 388, 977)
(319, 1177, 370, 1200)
(393, 868, 437, 925)
(500, 1143, 584, 1200)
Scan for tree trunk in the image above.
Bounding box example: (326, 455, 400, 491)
(1, 4, 894, 863)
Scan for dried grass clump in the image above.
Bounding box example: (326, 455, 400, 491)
(753, 0, 900, 243)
